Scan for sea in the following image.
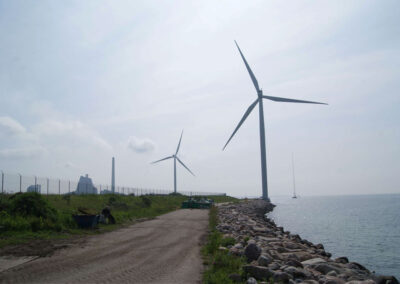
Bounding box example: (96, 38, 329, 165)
(267, 194, 400, 279)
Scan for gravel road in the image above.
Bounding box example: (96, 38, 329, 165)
(0, 209, 209, 284)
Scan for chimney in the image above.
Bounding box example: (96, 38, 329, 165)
(111, 157, 115, 193)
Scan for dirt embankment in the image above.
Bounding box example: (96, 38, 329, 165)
(0, 209, 208, 284)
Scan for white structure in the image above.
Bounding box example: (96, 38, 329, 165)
(75, 174, 98, 194)
(152, 130, 195, 193)
(223, 41, 327, 201)
(27, 184, 41, 193)
(111, 157, 115, 193)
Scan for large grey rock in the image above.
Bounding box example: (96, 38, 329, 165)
(243, 265, 274, 280)
(245, 243, 262, 261)
(375, 275, 399, 284)
(302, 258, 327, 266)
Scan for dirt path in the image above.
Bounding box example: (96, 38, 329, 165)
(0, 209, 209, 284)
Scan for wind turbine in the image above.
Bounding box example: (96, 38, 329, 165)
(152, 131, 195, 194)
(223, 41, 327, 201)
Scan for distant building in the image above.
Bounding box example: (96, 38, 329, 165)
(27, 184, 41, 193)
(75, 174, 98, 195)
(100, 189, 113, 195)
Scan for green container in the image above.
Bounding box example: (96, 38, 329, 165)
(181, 198, 213, 209)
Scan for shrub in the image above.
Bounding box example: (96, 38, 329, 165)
(10, 193, 57, 221)
(141, 196, 152, 208)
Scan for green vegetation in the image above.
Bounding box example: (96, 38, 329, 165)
(0, 193, 236, 247)
(202, 206, 247, 284)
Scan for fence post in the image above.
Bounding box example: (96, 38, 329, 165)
(1, 171, 3, 194)
(58, 179, 61, 195)
(47, 178, 49, 195)
(19, 173, 22, 193)
(35, 176, 37, 193)
(68, 180, 70, 194)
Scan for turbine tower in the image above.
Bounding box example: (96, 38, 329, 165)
(152, 130, 195, 193)
(223, 41, 327, 201)
(111, 157, 115, 193)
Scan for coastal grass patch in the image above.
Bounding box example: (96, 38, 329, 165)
(0, 193, 236, 248)
(202, 206, 247, 284)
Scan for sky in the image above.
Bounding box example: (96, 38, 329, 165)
(0, 0, 399, 197)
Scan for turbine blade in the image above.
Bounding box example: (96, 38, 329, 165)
(176, 157, 195, 176)
(235, 41, 260, 92)
(223, 99, 259, 150)
(151, 155, 173, 164)
(263, 95, 328, 105)
(176, 130, 184, 155)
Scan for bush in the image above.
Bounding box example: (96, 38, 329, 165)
(10, 193, 58, 221)
(140, 196, 152, 208)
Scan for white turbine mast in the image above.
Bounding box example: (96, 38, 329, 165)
(223, 41, 327, 201)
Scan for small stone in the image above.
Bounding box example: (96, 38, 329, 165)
(247, 277, 258, 284)
(273, 271, 292, 283)
(268, 262, 281, 270)
(286, 259, 303, 268)
(327, 270, 338, 277)
(283, 266, 309, 278)
(228, 273, 242, 283)
(314, 263, 342, 275)
(346, 280, 375, 284)
(301, 258, 327, 266)
(334, 257, 349, 264)
(243, 265, 274, 280)
(346, 262, 367, 271)
(258, 254, 273, 266)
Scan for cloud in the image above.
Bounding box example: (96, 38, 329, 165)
(0, 116, 26, 136)
(34, 119, 112, 150)
(0, 146, 47, 159)
(127, 136, 156, 154)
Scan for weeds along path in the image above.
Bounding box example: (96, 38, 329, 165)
(0, 209, 208, 284)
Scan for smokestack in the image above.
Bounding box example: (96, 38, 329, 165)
(111, 157, 115, 193)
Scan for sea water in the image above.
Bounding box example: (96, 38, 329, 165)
(267, 194, 400, 279)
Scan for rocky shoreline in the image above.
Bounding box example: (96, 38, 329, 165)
(216, 200, 398, 284)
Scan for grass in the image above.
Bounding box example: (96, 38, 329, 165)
(0, 193, 236, 248)
(202, 206, 247, 284)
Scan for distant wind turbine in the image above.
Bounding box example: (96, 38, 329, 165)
(223, 41, 327, 201)
(152, 131, 195, 194)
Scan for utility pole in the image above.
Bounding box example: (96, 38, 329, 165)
(19, 173, 22, 193)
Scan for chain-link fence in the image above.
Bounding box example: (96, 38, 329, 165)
(0, 171, 225, 197)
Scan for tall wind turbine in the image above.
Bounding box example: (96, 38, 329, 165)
(152, 131, 195, 194)
(223, 41, 327, 201)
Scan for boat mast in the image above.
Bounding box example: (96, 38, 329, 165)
(292, 153, 296, 198)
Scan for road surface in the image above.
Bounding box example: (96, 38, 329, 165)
(0, 209, 208, 284)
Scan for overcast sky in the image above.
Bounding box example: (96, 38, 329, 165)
(0, 0, 399, 197)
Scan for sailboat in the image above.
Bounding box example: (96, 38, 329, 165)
(292, 153, 297, 199)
